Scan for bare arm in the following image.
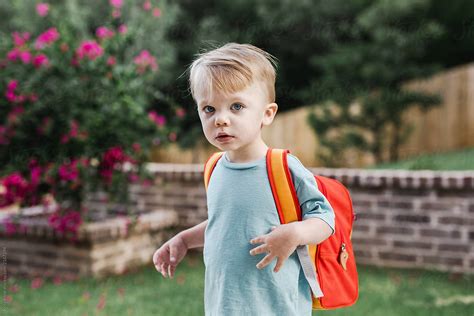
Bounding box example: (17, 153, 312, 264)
(153, 219, 207, 278)
(293, 217, 333, 246)
(178, 219, 207, 249)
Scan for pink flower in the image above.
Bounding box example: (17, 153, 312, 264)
(18, 50, 32, 64)
(98, 147, 136, 184)
(152, 8, 161, 17)
(31, 277, 43, 289)
(7, 80, 18, 91)
(29, 166, 42, 188)
(141, 179, 153, 187)
(1, 173, 29, 206)
(19, 50, 31, 64)
(32, 54, 49, 68)
(132, 142, 141, 153)
(109, 0, 123, 8)
(107, 56, 116, 66)
(58, 159, 79, 182)
(12, 32, 30, 47)
(96, 26, 115, 40)
(34, 27, 60, 50)
(112, 9, 121, 18)
(6, 48, 31, 63)
(2, 218, 18, 236)
(53, 276, 62, 285)
(118, 24, 128, 34)
(143, 0, 151, 11)
(36, 3, 49, 17)
(5, 91, 16, 102)
(99, 169, 114, 183)
(48, 210, 82, 236)
(76, 40, 104, 61)
(128, 173, 139, 183)
(134, 50, 158, 74)
(4, 295, 12, 303)
(8, 284, 19, 293)
(148, 110, 166, 127)
(176, 107, 186, 118)
(7, 48, 21, 61)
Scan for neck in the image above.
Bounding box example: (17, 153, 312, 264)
(226, 139, 269, 163)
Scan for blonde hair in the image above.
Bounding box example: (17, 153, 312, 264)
(186, 42, 278, 105)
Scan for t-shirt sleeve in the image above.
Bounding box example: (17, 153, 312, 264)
(287, 153, 335, 235)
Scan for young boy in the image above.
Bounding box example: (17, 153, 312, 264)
(153, 43, 335, 315)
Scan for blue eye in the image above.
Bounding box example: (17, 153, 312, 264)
(231, 103, 243, 111)
(203, 105, 214, 113)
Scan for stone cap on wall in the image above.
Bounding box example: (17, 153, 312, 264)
(1, 209, 178, 243)
(146, 163, 474, 190)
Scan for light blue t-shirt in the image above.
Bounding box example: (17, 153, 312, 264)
(203, 151, 335, 316)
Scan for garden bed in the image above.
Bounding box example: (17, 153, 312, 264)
(1, 209, 178, 280)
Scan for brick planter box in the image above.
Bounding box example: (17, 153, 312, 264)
(1, 209, 178, 279)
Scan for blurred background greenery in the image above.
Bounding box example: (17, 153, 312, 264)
(2, 0, 474, 170)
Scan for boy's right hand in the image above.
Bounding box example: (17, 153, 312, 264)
(152, 234, 188, 279)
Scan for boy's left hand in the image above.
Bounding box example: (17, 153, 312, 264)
(249, 223, 299, 273)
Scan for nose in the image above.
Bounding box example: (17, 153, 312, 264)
(214, 112, 230, 127)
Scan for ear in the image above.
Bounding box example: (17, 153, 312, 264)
(262, 102, 278, 126)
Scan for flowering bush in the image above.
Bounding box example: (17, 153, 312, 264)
(0, 1, 184, 240)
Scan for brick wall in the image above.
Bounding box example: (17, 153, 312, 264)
(139, 163, 474, 274)
(1, 211, 178, 279)
(3, 164, 473, 279)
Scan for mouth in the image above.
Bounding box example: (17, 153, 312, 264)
(215, 134, 235, 142)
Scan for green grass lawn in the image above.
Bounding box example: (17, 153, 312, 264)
(2, 253, 473, 316)
(370, 147, 474, 170)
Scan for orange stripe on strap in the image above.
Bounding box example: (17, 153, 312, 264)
(266, 148, 300, 224)
(204, 152, 224, 191)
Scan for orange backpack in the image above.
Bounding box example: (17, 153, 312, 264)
(203, 148, 359, 310)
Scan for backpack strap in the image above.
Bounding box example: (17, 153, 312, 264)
(203, 151, 224, 190)
(265, 148, 301, 223)
(267, 148, 324, 298)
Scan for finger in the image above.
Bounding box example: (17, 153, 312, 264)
(154, 262, 162, 273)
(274, 257, 283, 273)
(169, 264, 177, 279)
(250, 236, 265, 245)
(249, 244, 268, 256)
(169, 244, 177, 264)
(153, 250, 160, 265)
(155, 264, 161, 273)
(168, 264, 172, 279)
(270, 226, 277, 231)
(256, 253, 274, 269)
(161, 262, 168, 278)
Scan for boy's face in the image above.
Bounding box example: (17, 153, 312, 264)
(196, 80, 277, 160)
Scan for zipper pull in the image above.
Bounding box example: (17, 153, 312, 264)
(339, 243, 349, 271)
